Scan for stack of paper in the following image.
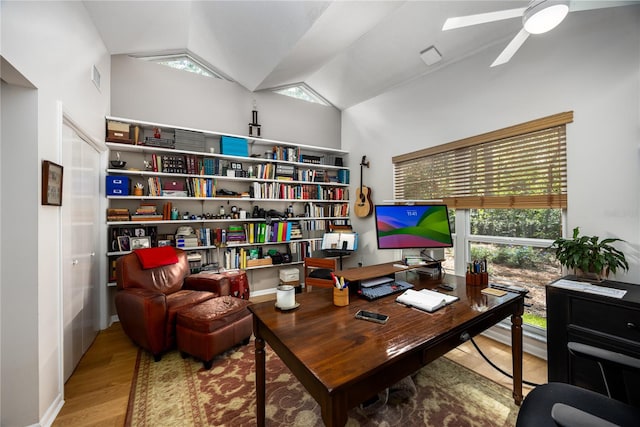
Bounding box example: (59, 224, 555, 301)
(396, 289, 459, 313)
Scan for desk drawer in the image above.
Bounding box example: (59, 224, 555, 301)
(570, 298, 640, 341)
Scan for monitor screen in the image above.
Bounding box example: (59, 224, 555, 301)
(374, 204, 453, 249)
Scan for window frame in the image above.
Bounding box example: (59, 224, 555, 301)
(393, 113, 574, 351)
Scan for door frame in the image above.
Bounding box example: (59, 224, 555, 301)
(57, 102, 107, 392)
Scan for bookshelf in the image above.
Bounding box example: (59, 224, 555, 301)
(105, 116, 350, 289)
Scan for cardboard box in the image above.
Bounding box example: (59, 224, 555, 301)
(220, 136, 248, 157)
(106, 175, 129, 195)
(106, 121, 132, 143)
(246, 258, 273, 267)
(279, 268, 299, 282)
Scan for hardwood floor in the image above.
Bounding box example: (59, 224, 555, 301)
(54, 301, 547, 426)
(53, 323, 137, 426)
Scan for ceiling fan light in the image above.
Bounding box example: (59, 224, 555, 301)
(523, 1, 569, 34)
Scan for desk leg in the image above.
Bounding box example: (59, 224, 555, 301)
(511, 302, 524, 405)
(321, 394, 348, 427)
(254, 332, 266, 426)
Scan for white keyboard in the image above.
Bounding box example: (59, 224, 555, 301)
(361, 276, 394, 288)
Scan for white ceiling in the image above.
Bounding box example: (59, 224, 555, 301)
(83, 0, 639, 110)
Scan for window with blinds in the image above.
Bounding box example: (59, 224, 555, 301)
(393, 112, 573, 209)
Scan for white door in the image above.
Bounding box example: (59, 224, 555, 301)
(62, 122, 101, 381)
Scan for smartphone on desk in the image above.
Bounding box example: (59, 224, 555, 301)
(355, 310, 389, 324)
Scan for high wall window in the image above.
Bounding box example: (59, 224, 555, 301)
(393, 112, 573, 332)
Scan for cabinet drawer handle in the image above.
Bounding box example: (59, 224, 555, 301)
(626, 322, 638, 330)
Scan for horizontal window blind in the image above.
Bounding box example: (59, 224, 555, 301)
(393, 112, 573, 209)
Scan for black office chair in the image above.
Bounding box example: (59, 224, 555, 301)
(516, 342, 640, 427)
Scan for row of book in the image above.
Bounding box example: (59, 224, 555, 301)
(220, 239, 324, 270)
(149, 151, 347, 183)
(186, 178, 215, 198)
(150, 154, 187, 174)
(271, 145, 300, 162)
(251, 163, 348, 184)
(107, 208, 130, 221)
(250, 182, 349, 200)
(131, 203, 162, 221)
(150, 153, 227, 176)
(306, 202, 350, 218)
(178, 221, 305, 248)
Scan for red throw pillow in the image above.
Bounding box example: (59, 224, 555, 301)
(134, 246, 179, 269)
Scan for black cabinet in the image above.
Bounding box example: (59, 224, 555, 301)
(546, 277, 640, 405)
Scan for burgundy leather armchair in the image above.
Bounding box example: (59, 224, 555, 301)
(115, 247, 231, 361)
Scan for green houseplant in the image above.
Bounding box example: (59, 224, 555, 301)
(550, 227, 629, 281)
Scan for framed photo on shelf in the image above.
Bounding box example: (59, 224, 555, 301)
(158, 240, 172, 247)
(117, 236, 130, 252)
(42, 160, 64, 206)
(130, 236, 151, 250)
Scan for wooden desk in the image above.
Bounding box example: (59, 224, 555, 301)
(249, 270, 524, 427)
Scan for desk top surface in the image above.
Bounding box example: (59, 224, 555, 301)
(249, 272, 524, 394)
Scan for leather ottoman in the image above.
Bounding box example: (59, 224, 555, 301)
(176, 296, 253, 369)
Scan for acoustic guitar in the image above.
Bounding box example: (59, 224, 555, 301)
(354, 155, 373, 218)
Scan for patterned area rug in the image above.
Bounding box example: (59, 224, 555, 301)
(126, 342, 518, 426)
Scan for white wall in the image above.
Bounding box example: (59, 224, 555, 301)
(1, 1, 111, 424)
(111, 54, 341, 149)
(342, 6, 640, 284)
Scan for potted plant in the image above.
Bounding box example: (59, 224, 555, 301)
(550, 227, 629, 282)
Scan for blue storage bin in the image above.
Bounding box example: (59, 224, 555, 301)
(220, 136, 249, 157)
(106, 175, 129, 195)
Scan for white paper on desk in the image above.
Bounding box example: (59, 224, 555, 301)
(396, 289, 458, 313)
(551, 279, 627, 299)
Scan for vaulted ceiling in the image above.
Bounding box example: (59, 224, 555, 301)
(83, 0, 639, 110)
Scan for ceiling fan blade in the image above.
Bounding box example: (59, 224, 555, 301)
(569, 1, 639, 12)
(491, 28, 530, 67)
(442, 7, 527, 30)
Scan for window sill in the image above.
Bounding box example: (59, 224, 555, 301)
(481, 321, 547, 361)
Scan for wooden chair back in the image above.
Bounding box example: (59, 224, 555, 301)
(304, 257, 337, 290)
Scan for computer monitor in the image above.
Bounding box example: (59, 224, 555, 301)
(374, 204, 453, 250)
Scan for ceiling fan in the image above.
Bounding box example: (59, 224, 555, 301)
(442, 0, 638, 67)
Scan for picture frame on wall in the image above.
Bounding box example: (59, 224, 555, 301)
(42, 160, 64, 206)
(130, 236, 151, 250)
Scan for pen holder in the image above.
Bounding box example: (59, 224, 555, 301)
(466, 272, 488, 287)
(333, 287, 349, 307)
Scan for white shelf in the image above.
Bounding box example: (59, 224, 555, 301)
(106, 167, 349, 186)
(106, 239, 321, 257)
(106, 143, 347, 172)
(106, 116, 348, 156)
(106, 115, 349, 275)
(106, 216, 348, 226)
(107, 195, 349, 203)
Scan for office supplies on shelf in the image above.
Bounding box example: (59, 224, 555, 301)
(396, 288, 458, 313)
(359, 279, 414, 301)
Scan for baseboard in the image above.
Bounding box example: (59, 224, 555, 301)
(251, 287, 277, 298)
(481, 322, 548, 361)
(39, 393, 64, 427)
(109, 314, 119, 326)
